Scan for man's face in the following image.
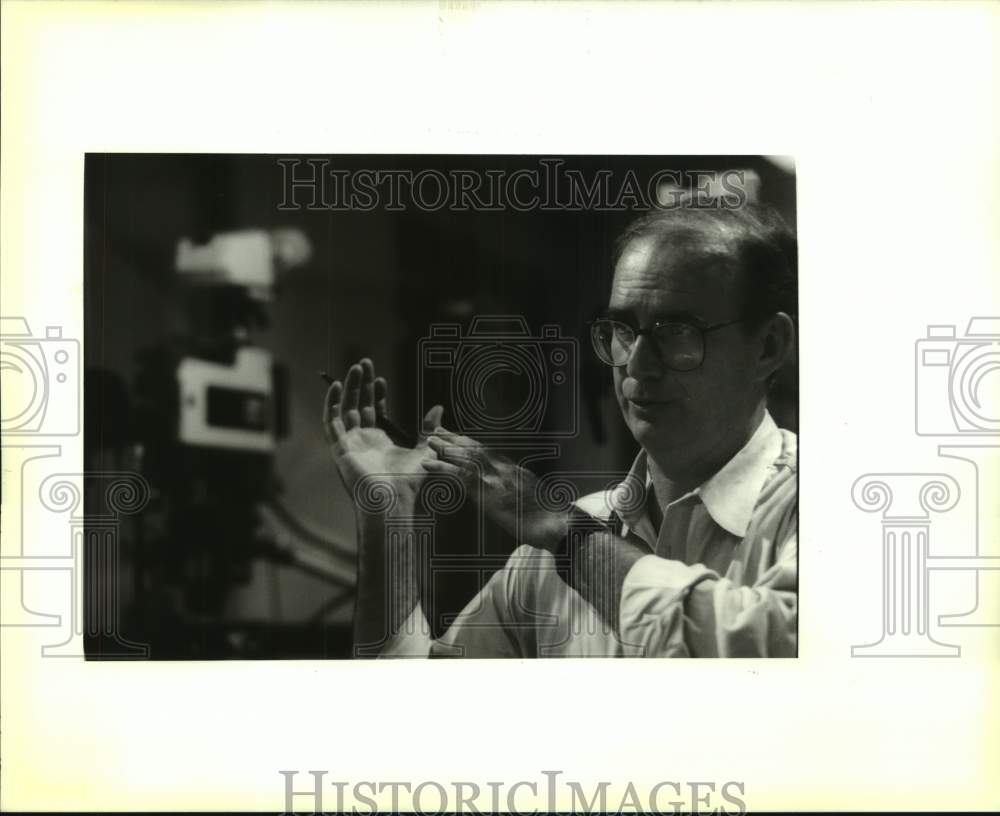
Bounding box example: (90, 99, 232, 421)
(609, 236, 763, 467)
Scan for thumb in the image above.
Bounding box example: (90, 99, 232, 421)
(421, 404, 444, 437)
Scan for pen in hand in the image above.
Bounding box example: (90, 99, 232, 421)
(319, 371, 417, 448)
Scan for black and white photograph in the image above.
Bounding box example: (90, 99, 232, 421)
(83, 154, 798, 659)
(3, 2, 997, 813)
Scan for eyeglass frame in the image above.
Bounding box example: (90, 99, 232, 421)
(587, 315, 749, 372)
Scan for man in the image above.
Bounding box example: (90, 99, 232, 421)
(324, 203, 798, 657)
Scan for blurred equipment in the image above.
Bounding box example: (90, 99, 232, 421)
(175, 227, 313, 299)
(123, 227, 354, 651)
(177, 346, 279, 452)
(166, 228, 314, 455)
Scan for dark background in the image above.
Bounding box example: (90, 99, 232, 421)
(84, 154, 796, 658)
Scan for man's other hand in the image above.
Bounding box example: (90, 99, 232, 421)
(423, 428, 568, 552)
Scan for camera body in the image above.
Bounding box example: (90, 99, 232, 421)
(162, 230, 303, 455)
(176, 346, 285, 453)
(0, 317, 80, 436)
(418, 316, 578, 438)
(915, 317, 1000, 436)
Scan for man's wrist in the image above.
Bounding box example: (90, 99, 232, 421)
(352, 477, 420, 522)
(532, 510, 571, 553)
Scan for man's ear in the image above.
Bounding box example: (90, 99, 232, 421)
(756, 311, 796, 384)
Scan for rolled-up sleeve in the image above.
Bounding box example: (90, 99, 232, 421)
(377, 603, 434, 658)
(618, 534, 798, 657)
(429, 554, 524, 658)
(378, 558, 523, 659)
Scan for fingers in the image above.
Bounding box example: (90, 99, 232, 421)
(427, 434, 482, 466)
(322, 380, 347, 443)
(429, 426, 478, 449)
(374, 377, 389, 421)
(326, 358, 389, 438)
(359, 358, 376, 427)
(342, 363, 362, 429)
(420, 404, 444, 438)
(420, 459, 463, 476)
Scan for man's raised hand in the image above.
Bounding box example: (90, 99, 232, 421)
(323, 357, 443, 498)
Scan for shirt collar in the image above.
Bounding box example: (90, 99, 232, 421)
(609, 411, 782, 538)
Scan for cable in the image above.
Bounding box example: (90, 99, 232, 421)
(261, 498, 356, 562)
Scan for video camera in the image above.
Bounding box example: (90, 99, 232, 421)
(126, 227, 322, 620)
(162, 228, 311, 454)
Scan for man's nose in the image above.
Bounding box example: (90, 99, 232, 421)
(624, 333, 663, 378)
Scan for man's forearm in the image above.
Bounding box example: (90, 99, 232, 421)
(570, 532, 799, 657)
(352, 512, 421, 656)
(567, 531, 648, 633)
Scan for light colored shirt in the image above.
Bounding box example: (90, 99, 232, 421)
(381, 411, 798, 658)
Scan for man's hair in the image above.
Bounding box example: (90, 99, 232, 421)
(613, 203, 798, 324)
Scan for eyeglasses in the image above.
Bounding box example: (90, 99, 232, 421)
(588, 317, 745, 371)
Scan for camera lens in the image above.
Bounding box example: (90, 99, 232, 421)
(453, 344, 545, 432)
(950, 343, 1000, 432)
(0, 345, 48, 430)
